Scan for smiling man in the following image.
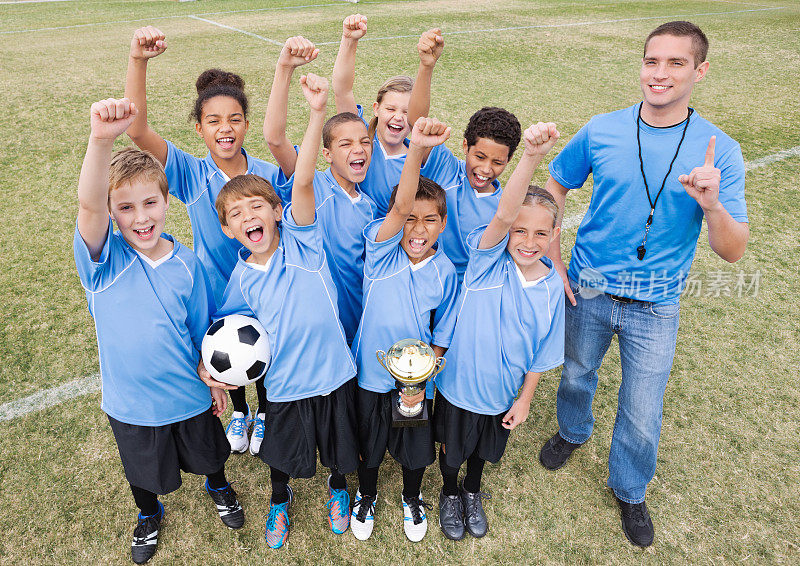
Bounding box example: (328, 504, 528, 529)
(539, 21, 749, 547)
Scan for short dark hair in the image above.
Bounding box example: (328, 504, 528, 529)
(216, 174, 281, 225)
(322, 112, 367, 149)
(388, 175, 447, 219)
(645, 21, 709, 68)
(192, 68, 249, 122)
(463, 107, 522, 160)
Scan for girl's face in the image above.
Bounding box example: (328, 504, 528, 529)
(372, 90, 411, 148)
(506, 204, 559, 272)
(195, 95, 249, 160)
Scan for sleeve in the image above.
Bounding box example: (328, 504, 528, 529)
(362, 218, 404, 279)
(462, 225, 508, 289)
(548, 121, 592, 190)
(185, 256, 216, 351)
(213, 266, 256, 320)
(420, 143, 462, 188)
(714, 140, 748, 223)
(73, 218, 126, 292)
(164, 141, 207, 203)
(356, 104, 369, 128)
(529, 278, 565, 373)
(431, 261, 461, 348)
(281, 205, 325, 270)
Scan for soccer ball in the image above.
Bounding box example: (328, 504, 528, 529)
(201, 315, 271, 386)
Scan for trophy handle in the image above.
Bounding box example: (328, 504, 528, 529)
(376, 350, 390, 373)
(432, 356, 446, 377)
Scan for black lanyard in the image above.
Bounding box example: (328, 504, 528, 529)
(635, 104, 692, 260)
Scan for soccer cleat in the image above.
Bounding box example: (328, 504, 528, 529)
(265, 485, 293, 549)
(539, 432, 583, 470)
(350, 490, 376, 541)
(249, 412, 266, 456)
(460, 483, 491, 538)
(205, 480, 245, 529)
(326, 475, 351, 534)
(402, 493, 430, 542)
(438, 490, 465, 541)
(617, 497, 655, 547)
(131, 501, 163, 564)
(226, 405, 251, 454)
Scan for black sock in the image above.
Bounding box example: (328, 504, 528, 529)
(402, 466, 425, 499)
(206, 467, 228, 490)
(357, 462, 379, 497)
(439, 446, 460, 496)
(329, 469, 347, 491)
(462, 450, 485, 493)
(229, 386, 249, 415)
(130, 484, 159, 517)
(270, 467, 291, 504)
(255, 377, 267, 415)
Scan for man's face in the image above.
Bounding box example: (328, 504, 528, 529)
(640, 34, 708, 117)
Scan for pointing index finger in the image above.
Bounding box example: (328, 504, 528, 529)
(704, 135, 716, 167)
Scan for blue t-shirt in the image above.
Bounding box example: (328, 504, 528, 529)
(419, 144, 502, 280)
(351, 219, 460, 398)
(549, 103, 748, 303)
(436, 227, 565, 416)
(164, 141, 290, 306)
(74, 220, 214, 426)
(214, 206, 356, 402)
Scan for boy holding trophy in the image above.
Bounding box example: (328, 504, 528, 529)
(350, 117, 460, 542)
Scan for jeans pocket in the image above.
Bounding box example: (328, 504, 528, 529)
(648, 301, 680, 319)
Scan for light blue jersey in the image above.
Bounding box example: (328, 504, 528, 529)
(214, 206, 356, 402)
(351, 219, 460, 399)
(436, 227, 565, 415)
(164, 141, 290, 306)
(74, 220, 214, 426)
(418, 145, 502, 280)
(549, 103, 748, 303)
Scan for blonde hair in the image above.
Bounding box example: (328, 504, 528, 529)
(368, 75, 414, 140)
(522, 185, 559, 228)
(216, 174, 281, 225)
(108, 147, 168, 199)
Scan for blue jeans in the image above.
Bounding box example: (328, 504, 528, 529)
(556, 281, 680, 503)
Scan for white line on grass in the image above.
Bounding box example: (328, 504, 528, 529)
(187, 15, 283, 46)
(2, 145, 798, 423)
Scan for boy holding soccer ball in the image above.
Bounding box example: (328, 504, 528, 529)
(74, 98, 243, 564)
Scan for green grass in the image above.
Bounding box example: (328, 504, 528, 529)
(1, 0, 799, 564)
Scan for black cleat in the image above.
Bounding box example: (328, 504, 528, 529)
(206, 481, 245, 529)
(539, 432, 583, 470)
(131, 502, 163, 564)
(617, 497, 654, 547)
(460, 483, 491, 538)
(438, 490, 465, 541)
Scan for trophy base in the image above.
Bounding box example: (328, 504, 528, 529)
(391, 390, 429, 428)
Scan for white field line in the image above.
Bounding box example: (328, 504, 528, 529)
(0, 0, 74, 4)
(1, 146, 798, 423)
(187, 15, 283, 46)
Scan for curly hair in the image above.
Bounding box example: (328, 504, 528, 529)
(463, 107, 522, 160)
(192, 68, 248, 122)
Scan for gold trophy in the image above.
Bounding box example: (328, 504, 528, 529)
(376, 338, 446, 427)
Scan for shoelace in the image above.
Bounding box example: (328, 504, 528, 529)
(266, 502, 288, 531)
(404, 497, 431, 525)
(441, 494, 464, 520)
(252, 417, 265, 439)
(463, 491, 491, 515)
(327, 489, 349, 518)
(229, 416, 247, 437)
(133, 513, 160, 543)
(626, 504, 648, 526)
(354, 495, 376, 522)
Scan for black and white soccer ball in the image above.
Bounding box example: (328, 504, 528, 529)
(201, 315, 271, 386)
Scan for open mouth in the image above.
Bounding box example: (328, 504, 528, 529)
(649, 85, 670, 93)
(217, 137, 235, 150)
(408, 237, 427, 253)
(245, 226, 264, 243)
(349, 159, 366, 173)
(517, 249, 538, 259)
(387, 123, 404, 134)
(473, 172, 491, 186)
(133, 226, 154, 240)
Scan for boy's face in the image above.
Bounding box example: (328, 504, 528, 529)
(323, 121, 372, 185)
(462, 137, 510, 192)
(221, 195, 282, 257)
(195, 95, 249, 161)
(372, 90, 411, 148)
(399, 198, 446, 264)
(108, 179, 168, 257)
(640, 34, 708, 116)
(506, 204, 559, 272)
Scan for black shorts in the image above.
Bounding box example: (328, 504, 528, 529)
(433, 390, 510, 468)
(356, 387, 435, 471)
(108, 407, 230, 495)
(258, 378, 359, 479)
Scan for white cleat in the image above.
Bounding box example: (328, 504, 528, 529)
(402, 492, 429, 542)
(225, 406, 251, 454)
(350, 490, 377, 541)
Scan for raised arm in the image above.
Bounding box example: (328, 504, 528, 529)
(77, 98, 138, 259)
(332, 14, 367, 115)
(408, 28, 444, 127)
(290, 74, 328, 227)
(479, 122, 560, 250)
(124, 26, 168, 165)
(376, 117, 451, 242)
(264, 36, 319, 178)
(544, 175, 576, 306)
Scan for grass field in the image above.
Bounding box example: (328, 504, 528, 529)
(1, 0, 799, 564)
